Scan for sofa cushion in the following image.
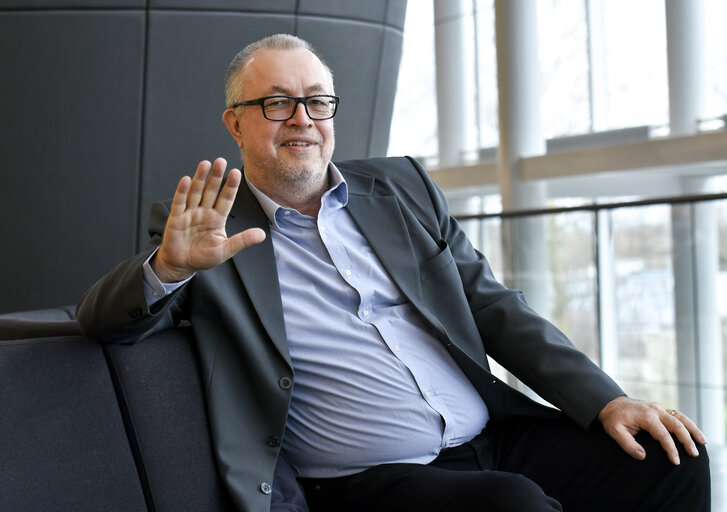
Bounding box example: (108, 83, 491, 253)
(0, 336, 147, 512)
(104, 327, 236, 511)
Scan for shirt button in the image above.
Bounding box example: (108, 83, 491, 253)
(279, 377, 293, 390)
(265, 435, 281, 447)
(363, 309, 369, 317)
(260, 482, 272, 495)
(345, 269, 352, 276)
(394, 344, 401, 351)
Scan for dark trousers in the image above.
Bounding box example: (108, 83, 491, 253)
(298, 415, 710, 511)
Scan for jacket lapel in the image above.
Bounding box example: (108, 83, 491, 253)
(225, 167, 440, 365)
(341, 168, 454, 345)
(341, 169, 424, 307)
(226, 183, 291, 366)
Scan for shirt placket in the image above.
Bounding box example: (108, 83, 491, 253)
(373, 314, 458, 448)
(320, 207, 457, 448)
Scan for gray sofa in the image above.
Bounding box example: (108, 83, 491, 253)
(1, 310, 244, 511)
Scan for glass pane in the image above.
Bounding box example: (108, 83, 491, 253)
(705, 0, 727, 123)
(589, 0, 668, 131)
(387, 0, 438, 160)
(538, 0, 591, 138)
(545, 211, 599, 362)
(474, 0, 499, 150)
(464, 211, 599, 363)
(719, 200, 727, 445)
(501, 213, 599, 362)
(609, 205, 677, 406)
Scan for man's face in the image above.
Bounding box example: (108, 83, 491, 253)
(231, 48, 335, 192)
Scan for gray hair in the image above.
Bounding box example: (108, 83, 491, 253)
(224, 33, 334, 108)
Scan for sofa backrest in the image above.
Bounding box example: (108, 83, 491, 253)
(105, 327, 236, 511)
(0, 306, 81, 340)
(0, 335, 148, 511)
(0, 327, 235, 512)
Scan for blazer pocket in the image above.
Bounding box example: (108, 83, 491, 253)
(419, 241, 454, 280)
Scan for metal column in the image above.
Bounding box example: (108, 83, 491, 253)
(666, 0, 724, 444)
(493, 0, 549, 308)
(433, 0, 474, 168)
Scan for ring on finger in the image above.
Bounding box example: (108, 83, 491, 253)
(668, 409, 677, 416)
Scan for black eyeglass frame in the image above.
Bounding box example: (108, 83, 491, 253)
(230, 94, 340, 121)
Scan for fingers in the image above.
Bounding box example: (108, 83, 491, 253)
(169, 158, 241, 217)
(645, 413, 682, 465)
(610, 423, 647, 461)
(225, 227, 266, 258)
(671, 410, 708, 446)
(664, 410, 705, 459)
(169, 175, 192, 217)
(200, 159, 225, 208)
(215, 166, 242, 217)
(186, 160, 213, 210)
(170, 160, 212, 218)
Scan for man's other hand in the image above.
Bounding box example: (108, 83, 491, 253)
(598, 396, 708, 465)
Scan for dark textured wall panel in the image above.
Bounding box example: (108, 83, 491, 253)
(298, 0, 406, 28)
(149, 0, 295, 11)
(298, 17, 402, 159)
(298, 0, 390, 24)
(0, 0, 144, 8)
(385, 0, 407, 28)
(0, 11, 144, 313)
(368, 26, 405, 155)
(0, 1, 406, 313)
(139, 11, 295, 247)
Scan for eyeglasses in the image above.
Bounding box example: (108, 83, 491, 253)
(231, 94, 340, 121)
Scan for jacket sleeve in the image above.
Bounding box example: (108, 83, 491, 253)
(76, 200, 188, 343)
(405, 156, 625, 428)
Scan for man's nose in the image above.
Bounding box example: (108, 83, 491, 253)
(286, 101, 313, 125)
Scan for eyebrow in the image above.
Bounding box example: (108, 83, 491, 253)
(266, 83, 330, 96)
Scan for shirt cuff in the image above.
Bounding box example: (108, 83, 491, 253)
(142, 249, 194, 307)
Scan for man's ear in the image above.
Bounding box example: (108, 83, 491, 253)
(222, 109, 244, 148)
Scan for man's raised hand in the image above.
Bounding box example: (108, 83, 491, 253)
(152, 158, 266, 283)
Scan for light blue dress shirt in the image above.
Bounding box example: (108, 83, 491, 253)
(248, 164, 489, 478)
(143, 164, 489, 479)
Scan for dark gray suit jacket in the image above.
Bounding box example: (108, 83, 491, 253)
(77, 156, 624, 512)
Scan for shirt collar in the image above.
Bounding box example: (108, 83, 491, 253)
(245, 162, 348, 226)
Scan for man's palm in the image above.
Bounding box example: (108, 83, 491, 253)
(152, 158, 265, 282)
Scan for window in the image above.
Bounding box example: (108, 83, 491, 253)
(387, 0, 437, 161)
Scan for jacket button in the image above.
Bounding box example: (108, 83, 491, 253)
(265, 435, 281, 447)
(279, 377, 292, 390)
(260, 482, 272, 495)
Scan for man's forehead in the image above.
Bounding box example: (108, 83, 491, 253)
(244, 47, 320, 73)
(264, 82, 329, 95)
(242, 48, 332, 94)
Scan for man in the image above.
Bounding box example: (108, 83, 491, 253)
(77, 34, 710, 511)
